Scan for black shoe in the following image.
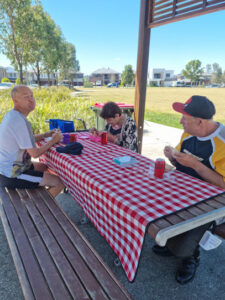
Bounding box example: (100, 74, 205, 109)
(175, 255, 200, 284)
(152, 245, 173, 257)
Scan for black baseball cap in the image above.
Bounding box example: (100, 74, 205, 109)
(172, 95, 216, 119)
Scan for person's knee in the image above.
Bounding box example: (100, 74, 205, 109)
(40, 172, 64, 188)
(33, 162, 48, 172)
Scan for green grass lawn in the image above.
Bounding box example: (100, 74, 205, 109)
(1, 86, 224, 131)
(78, 86, 225, 128)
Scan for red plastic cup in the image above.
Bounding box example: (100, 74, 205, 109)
(154, 158, 165, 179)
(101, 132, 107, 145)
(69, 133, 77, 143)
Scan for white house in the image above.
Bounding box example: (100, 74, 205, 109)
(149, 68, 175, 86)
(5, 67, 17, 82)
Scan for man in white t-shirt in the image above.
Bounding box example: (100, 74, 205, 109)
(0, 85, 64, 197)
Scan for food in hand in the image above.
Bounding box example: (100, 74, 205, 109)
(167, 146, 179, 156)
(165, 163, 175, 171)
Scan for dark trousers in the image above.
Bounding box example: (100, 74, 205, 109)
(166, 222, 213, 258)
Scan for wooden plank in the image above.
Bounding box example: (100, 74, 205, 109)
(204, 199, 224, 209)
(185, 205, 205, 216)
(148, 0, 225, 28)
(213, 194, 225, 205)
(176, 209, 195, 220)
(1, 188, 53, 300)
(27, 189, 107, 300)
(148, 216, 172, 238)
(148, 222, 161, 239)
(153, 2, 173, 12)
(37, 188, 132, 300)
(0, 190, 34, 300)
(177, 0, 202, 10)
(16, 189, 89, 300)
(9, 189, 72, 300)
(153, 0, 172, 7)
(165, 213, 183, 224)
(196, 202, 216, 212)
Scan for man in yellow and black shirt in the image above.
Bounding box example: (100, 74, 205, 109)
(153, 95, 225, 284)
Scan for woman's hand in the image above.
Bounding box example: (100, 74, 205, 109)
(106, 132, 117, 143)
(89, 127, 99, 136)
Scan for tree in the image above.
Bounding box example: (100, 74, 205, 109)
(211, 62, 223, 84)
(121, 65, 134, 86)
(182, 60, 203, 85)
(222, 71, 225, 85)
(0, 0, 32, 82)
(41, 15, 63, 86)
(25, 5, 63, 86)
(206, 64, 212, 73)
(59, 41, 80, 86)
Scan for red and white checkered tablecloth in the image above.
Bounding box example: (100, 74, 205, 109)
(39, 133, 225, 281)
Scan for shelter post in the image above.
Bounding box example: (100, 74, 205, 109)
(134, 0, 151, 153)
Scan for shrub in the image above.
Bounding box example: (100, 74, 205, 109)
(0, 87, 96, 133)
(1, 78, 10, 83)
(15, 78, 26, 85)
(83, 79, 93, 88)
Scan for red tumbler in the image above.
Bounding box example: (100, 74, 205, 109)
(154, 158, 165, 179)
(69, 133, 77, 143)
(101, 132, 107, 145)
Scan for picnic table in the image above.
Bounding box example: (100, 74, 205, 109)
(38, 132, 225, 281)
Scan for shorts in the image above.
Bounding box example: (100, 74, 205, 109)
(0, 165, 44, 189)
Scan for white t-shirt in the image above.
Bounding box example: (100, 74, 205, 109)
(0, 110, 36, 178)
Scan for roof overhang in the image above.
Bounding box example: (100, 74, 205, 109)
(148, 0, 225, 28)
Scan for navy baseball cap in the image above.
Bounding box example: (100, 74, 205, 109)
(172, 95, 216, 119)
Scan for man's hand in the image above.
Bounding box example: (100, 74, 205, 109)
(164, 146, 174, 161)
(164, 146, 178, 166)
(48, 129, 59, 137)
(28, 129, 63, 158)
(51, 130, 63, 144)
(173, 152, 198, 169)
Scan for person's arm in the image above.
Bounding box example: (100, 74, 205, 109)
(27, 131, 63, 158)
(89, 127, 99, 136)
(173, 152, 225, 189)
(34, 129, 57, 142)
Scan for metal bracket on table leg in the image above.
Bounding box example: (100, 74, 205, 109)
(114, 257, 121, 267)
(80, 214, 90, 225)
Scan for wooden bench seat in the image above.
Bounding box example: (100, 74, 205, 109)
(0, 187, 132, 300)
(148, 193, 225, 246)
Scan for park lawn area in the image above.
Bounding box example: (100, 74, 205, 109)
(1, 86, 224, 131)
(78, 86, 225, 127)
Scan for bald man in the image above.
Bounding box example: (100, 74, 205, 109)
(0, 85, 64, 197)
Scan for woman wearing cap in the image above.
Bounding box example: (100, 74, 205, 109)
(90, 102, 138, 152)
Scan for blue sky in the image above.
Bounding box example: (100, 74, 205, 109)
(1, 0, 225, 75)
